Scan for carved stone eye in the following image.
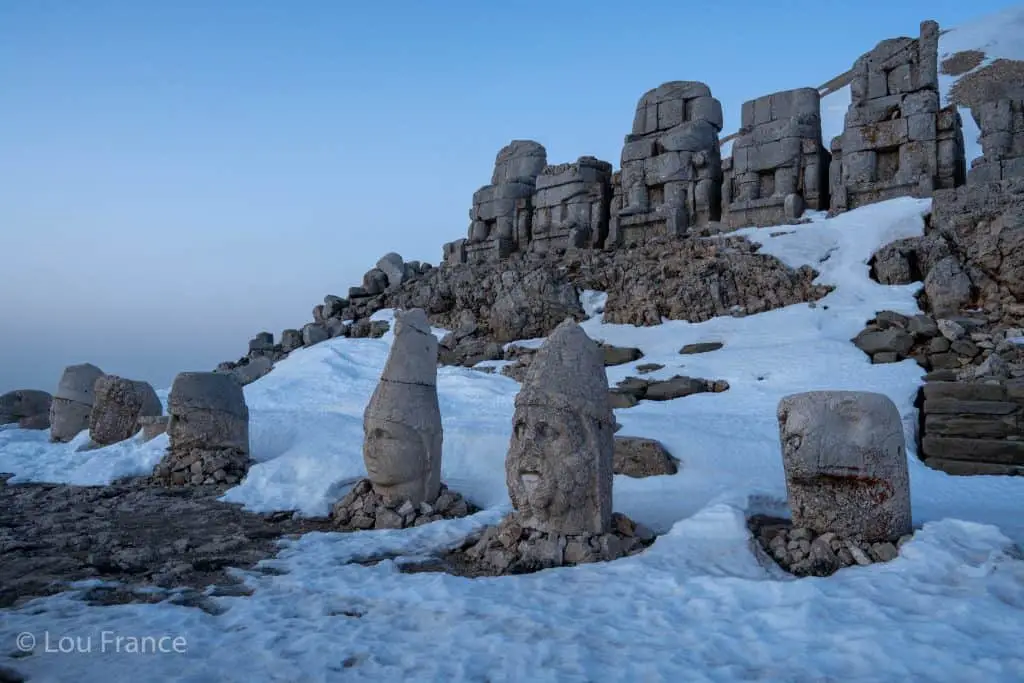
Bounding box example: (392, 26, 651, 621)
(514, 420, 526, 440)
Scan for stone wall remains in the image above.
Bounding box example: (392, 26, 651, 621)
(829, 21, 965, 213)
(918, 380, 1024, 475)
(967, 99, 1024, 183)
(723, 87, 830, 228)
(609, 81, 724, 246)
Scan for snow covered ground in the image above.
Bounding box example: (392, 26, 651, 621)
(2, 197, 1024, 682)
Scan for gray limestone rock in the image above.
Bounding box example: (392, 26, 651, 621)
(376, 252, 407, 289)
(363, 269, 389, 296)
(924, 256, 973, 317)
(280, 329, 303, 352)
(852, 327, 914, 356)
(302, 322, 329, 347)
(488, 268, 585, 343)
(0, 390, 52, 430)
(166, 372, 249, 453)
(600, 344, 643, 366)
(363, 308, 443, 506)
(777, 391, 912, 542)
(248, 332, 275, 356)
(967, 99, 1024, 183)
(230, 356, 273, 386)
(613, 436, 678, 478)
(680, 341, 724, 355)
(89, 375, 162, 446)
(506, 320, 614, 535)
(50, 363, 105, 443)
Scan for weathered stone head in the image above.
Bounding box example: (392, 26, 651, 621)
(506, 319, 615, 535)
(777, 390, 911, 542)
(50, 363, 105, 442)
(363, 308, 443, 505)
(0, 389, 52, 430)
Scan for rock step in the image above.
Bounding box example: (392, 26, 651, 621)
(921, 436, 1024, 466)
(923, 458, 1024, 476)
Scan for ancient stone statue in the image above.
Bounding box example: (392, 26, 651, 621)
(777, 390, 912, 542)
(154, 371, 250, 486)
(506, 319, 615, 535)
(363, 308, 443, 505)
(89, 375, 162, 446)
(50, 363, 105, 442)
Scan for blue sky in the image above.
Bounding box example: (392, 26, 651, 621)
(1, 0, 1019, 394)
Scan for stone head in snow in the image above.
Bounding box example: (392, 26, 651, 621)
(363, 308, 443, 506)
(506, 319, 615, 535)
(777, 390, 911, 542)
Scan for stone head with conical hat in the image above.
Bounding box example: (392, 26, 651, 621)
(363, 308, 443, 506)
(506, 319, 615, 535)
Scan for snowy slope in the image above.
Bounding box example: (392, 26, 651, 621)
(3, 197, 1024, 682)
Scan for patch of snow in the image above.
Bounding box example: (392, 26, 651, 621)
(580, 289, 608, 321)
(4, 198, 1024, 680)
(0, 428, 167, 486)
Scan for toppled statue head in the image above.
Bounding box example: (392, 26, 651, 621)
(506, 319, 615, 535)
(363, 309, 443, 505)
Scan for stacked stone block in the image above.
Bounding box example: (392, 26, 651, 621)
(452, 140, 547, 265)
(724, 88, 830, 228)
(919, 380, 1024, 475)
(967, 99, 1024, 183)
(830, 21, 965, 213)
(609, 81, 724, 246)
(530, 157, 613, 253)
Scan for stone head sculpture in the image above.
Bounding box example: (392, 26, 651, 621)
(506, 319, 615, 535)
(363, 309, 443, 506)
(777, 390, 911, 542)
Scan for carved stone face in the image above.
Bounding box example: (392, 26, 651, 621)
(365, 421, 425, 487)
(506, 405, 611, 535)
(363, 416, 441, 505)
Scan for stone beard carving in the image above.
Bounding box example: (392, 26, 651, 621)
(363, 308, 443, 506)
(505, 319, 615, 535)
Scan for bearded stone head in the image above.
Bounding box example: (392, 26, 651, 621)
(504, 320, 614, 535)
(362, 309, 443, 506)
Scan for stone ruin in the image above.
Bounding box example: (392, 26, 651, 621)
(443, 142, 615, 264)
(331, 308, 475, 530)
(609, 81, 724, 245)
(0, 389, 52, 430)
(830, 20, 965, 213)
(723, 88, 831, 228)
(49, 363, 105, 443)
(153, 372, 250, 486)
(447, 140, 547, 265)
(444, 320, 653, 575)
(88, 375, 162, 447)
(530, 157, 613, 253)
(752, 391, 913, 577)
(967, 99, 1024, 183)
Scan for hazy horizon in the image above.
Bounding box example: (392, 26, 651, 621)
(2, 0, 1019, 394)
